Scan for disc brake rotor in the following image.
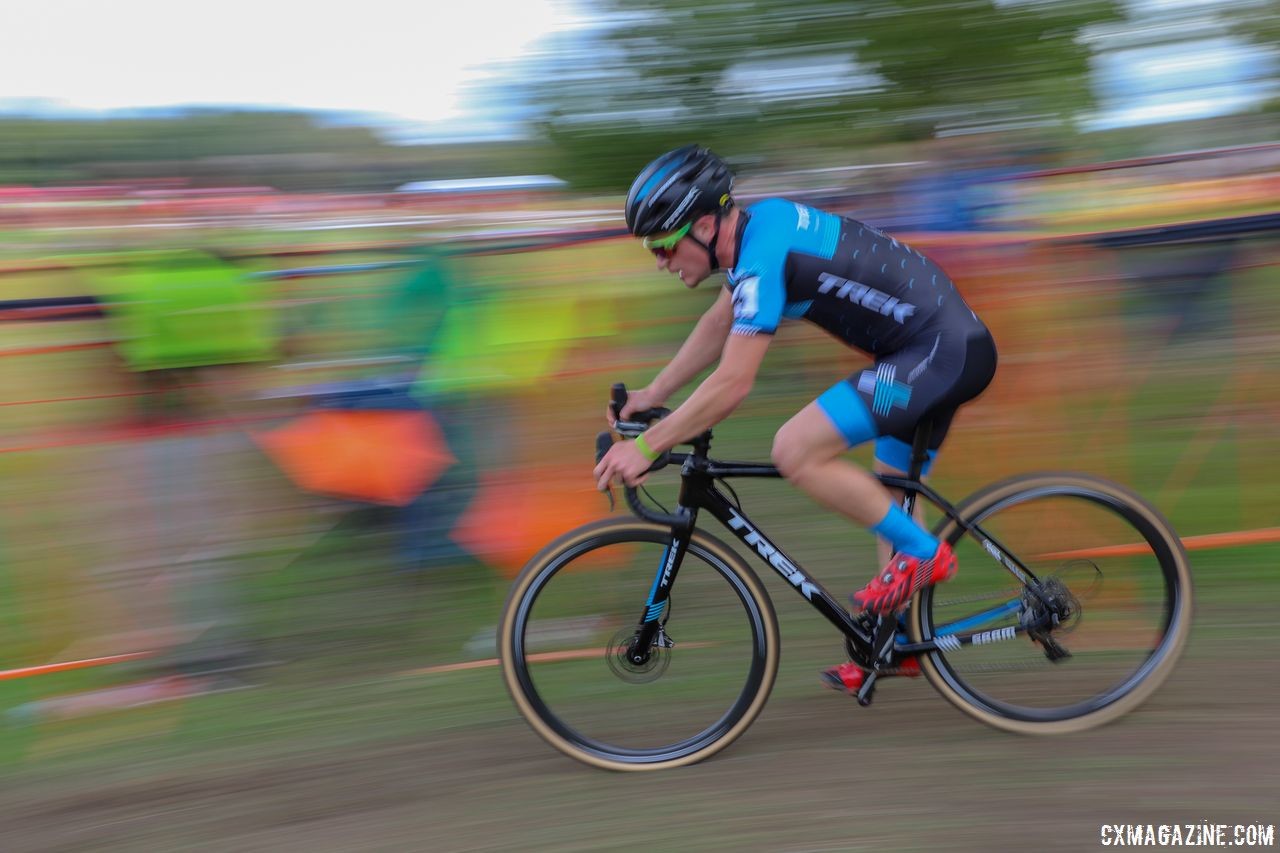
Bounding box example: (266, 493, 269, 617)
(606, 627, 671, 683)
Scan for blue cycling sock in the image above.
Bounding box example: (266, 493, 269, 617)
(871, 504, 939, 560)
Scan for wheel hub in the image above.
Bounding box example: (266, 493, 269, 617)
(606, 627, 671, 683)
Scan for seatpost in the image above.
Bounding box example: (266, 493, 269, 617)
(902, 421, 933, 515)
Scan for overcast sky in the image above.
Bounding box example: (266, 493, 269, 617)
(0, 0, 582, 136)
(2, 0, 1272, 138)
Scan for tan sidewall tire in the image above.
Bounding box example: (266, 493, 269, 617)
(908, 473, 1193, 735)
(499, 518, 780, 771)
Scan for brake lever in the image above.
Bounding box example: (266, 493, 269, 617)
(595, 430, 616, 511)
(614, 407, 673, 438)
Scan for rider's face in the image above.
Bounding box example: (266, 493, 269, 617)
(650, 221, 711, 288)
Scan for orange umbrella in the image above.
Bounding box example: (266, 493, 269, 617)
(255, 409, 453, 506)
(451, 466, 624, 577)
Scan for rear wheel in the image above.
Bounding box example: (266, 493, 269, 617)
(499, 519, 779, 771)
(908, 473, 1193, 734)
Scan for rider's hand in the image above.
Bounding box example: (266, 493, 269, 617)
(605, 386, 664, 427)
(594, 439, 653, 490)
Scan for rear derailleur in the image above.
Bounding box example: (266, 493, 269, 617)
(1021, 577, 1079, 662)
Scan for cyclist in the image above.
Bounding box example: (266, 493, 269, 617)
(593, 144, 998, 693)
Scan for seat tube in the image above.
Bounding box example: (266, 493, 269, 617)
(902, 421, 934, 515)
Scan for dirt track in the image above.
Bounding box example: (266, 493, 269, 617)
(4, 617, 1277, 853)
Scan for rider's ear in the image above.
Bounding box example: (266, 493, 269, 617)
(692, 213, 717, 242)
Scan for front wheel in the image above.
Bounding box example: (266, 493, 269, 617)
(499, 519, 779, 771)
(908, 472, 1193, 734)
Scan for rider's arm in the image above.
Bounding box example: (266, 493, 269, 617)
(638, 330, 771, 454)
(644, 288, 734, 404)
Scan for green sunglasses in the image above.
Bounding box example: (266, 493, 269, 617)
(642, 221, 692, 255)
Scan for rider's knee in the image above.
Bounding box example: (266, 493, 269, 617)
(771, 433, 816, 483)
(770, 433, 794, 477)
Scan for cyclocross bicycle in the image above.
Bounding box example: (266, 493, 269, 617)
(499, 384, 1193, 771)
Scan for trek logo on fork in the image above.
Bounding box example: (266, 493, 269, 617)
(660, 544, 678, 586)
(727, 509, 818, 600)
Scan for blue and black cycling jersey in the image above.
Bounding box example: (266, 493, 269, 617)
(725, 198, 986, 352)
(725, 198, 997, 468)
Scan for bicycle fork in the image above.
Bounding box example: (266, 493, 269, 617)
(626, 533, 691, 665)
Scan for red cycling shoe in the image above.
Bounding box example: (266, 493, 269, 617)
(850, 542, 957, 614)
(820, 657, 921, 693)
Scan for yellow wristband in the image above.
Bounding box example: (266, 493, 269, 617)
(634, 434, 661, 462)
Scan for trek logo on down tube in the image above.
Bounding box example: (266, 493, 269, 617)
(727, 510, 817, 600)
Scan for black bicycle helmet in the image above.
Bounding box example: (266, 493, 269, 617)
(625, 145, 734, 237)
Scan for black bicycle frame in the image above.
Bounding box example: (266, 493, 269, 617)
(622, 432, 1052, 663)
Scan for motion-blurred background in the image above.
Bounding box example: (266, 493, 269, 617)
(0, 0, 1276, 848)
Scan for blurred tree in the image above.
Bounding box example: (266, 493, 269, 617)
(1219, 0, 1280, 93)
(531, 0, 1123, 188)
(0, 111, 552, 190)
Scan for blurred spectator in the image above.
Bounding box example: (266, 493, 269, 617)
(901, 134, 1023, 232)
(82, 247, 282, 688)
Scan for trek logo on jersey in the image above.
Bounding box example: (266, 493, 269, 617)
(817, 272, 916, 324)
(727, 509, 818, 600)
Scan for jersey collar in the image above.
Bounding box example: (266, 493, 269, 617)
(730, 207, 751, 271)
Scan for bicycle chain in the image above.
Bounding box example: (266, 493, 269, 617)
(930, 562, 1099, 611)
(952, 659, 1052, 673)
(929, 586, 1022, 608)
